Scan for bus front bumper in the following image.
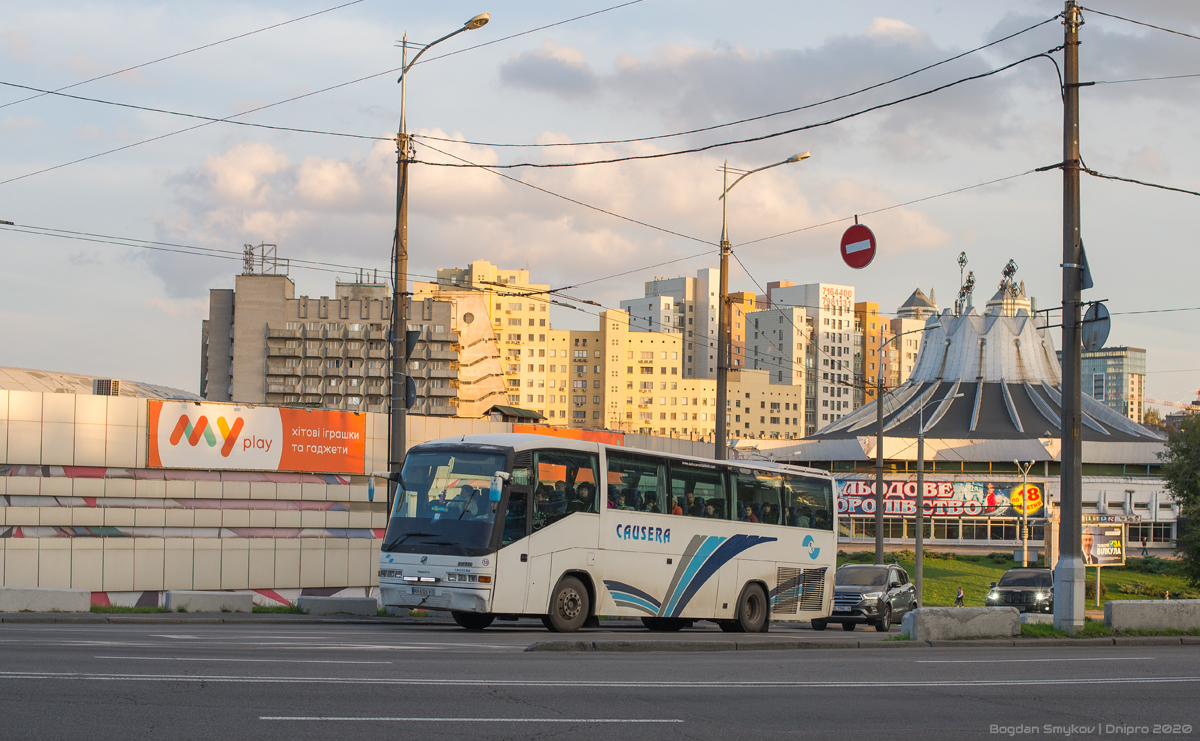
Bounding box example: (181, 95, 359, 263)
(380, 581, 492, 613)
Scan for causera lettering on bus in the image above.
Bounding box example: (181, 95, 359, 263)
(616, 523, 670, 543)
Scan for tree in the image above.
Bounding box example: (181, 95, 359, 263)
(1144, 407, 1162, 427)
(1159, 421, 1200, 588)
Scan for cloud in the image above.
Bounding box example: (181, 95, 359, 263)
(499, 41, 599, 99)
(195, 141, 290, 205)
(143, 297, 208, 319)
(2, 115, 42, 133)
(1, 30, 33, 62)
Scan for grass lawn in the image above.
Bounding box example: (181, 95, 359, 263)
(836, 551, 1197, 607)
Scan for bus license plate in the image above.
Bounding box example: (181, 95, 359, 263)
(412, 587, 436, 596)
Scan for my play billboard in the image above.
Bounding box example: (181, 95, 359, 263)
(148, 401, 365, 474)
(837, 480, 1045, 518)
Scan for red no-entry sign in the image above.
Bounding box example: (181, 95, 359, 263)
(840, 224, 876, 269)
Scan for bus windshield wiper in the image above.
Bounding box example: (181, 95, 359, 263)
(419, 540, 458, 546)
(383, 532, 437, 550)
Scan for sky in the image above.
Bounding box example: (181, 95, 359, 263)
(2, 0, 1199, 411)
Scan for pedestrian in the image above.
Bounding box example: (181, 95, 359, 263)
(954, 586, 965, 607)
(1141, 536, 1148, 557)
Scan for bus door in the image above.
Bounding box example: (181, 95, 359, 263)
(491, 454, 533, 614)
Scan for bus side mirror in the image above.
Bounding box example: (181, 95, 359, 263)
(490, 471, 511, 503)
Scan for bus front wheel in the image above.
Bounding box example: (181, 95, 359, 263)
(735, 583, 770, 633)
(451, 611, 495, 630)
(543, 576, 589, 633)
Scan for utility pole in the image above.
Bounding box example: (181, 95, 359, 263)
(389, 34, 412, 514)
(875, 375, 885, 564)
(1055, 0, 1086, 634)
(715, 162, 731, 460)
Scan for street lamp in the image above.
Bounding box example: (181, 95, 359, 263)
(915, 391, 963, 607)
(388, 12, 490, 513)
(873, 326, 926, 564)
(1015, 460, 1036, 567)
(714, 152, 811, 460)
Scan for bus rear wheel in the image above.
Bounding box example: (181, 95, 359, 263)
(735, 583, 770, 633)
(642, 617, 688, 632)
(451, 611, 495, 630)
(543, 576, 589, 633)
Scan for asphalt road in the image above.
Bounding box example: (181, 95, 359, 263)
(1, 620, 1197, 740)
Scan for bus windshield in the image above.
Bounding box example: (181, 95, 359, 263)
(382, 449, 507, 556)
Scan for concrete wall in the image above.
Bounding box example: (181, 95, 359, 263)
(1, 390, 722, 596)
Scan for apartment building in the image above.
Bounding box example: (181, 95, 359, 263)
(620, 268, 721, 378)
(766, 282, 857, 429)
(201, 272, 506, 417)
(1080, 346, 1147, 424)
(416, 260, 555, 419)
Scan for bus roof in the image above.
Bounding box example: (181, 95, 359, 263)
(411, 433, 831, 479)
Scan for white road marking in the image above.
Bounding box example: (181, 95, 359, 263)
(3, 671, 1200, 689)
(96, 656, 392, 665)
(917, 657, 1155, 664)
(148, 635, 206, 640)
(260, 717, 683, 723)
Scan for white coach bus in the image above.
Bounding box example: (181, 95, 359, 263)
(377, 434, 835, 632)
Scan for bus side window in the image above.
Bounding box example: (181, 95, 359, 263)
(733, 469, 782, 525)
(533, 450, 601, 519)
(502, 491, 528, 546)
(670, 463, 728, 519)
(783, 474, 834, 530)
(605, 451, 666, 514)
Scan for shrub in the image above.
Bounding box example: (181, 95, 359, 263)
(1084, 578, 1108, 600)
(1122, 557, 1179, 576)
(987, 552, 1012, 564)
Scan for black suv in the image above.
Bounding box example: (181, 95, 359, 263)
(813, 563, 916, 632)
(986, 568, 1053, 613)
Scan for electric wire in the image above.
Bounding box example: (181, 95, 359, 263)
(0, 81, 392, 142)
(409, 50, 1063, 170)
(0, 0, 647, 187)
(1082, 167, 1200, 198)
(1093, 72, 1200, 85)
(0, 0, 368, 111)
(413, 14, 1062, 149)
(1080, 6, 1200, 43)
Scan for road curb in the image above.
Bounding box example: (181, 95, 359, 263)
(0, 613, 456, 626)
(524, 635, 1200, 653)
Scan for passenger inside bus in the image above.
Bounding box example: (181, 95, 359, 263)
(682, 486, 704, 517)
(741, 504, 759, 523)
(642, 497, 660, 513)
(760, 501, 780, 525)
(569, 482, 595, 513)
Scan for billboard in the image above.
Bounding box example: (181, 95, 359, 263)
(837, 480, 1046, 518)
(1082, 523, 1125, 566)
(148, 401, 366, 474)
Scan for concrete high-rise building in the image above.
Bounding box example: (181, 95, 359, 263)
(417, 260, 555, 421)
(1080, 346, 1147, 424)
(201, 272, 506, 417)
(766, 282, 856, 430)
(620, 268, 720, 379)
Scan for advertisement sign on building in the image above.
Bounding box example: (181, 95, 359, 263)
(1082, 523, 1125, 566)
(837, 480, 1046, 519)
(148, 401, 366, 474)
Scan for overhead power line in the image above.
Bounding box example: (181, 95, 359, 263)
(0, 0, 368, 111)
(411, 50, 1063, 170)
(1080, 5, 1200, 43)
(1083, 167, 1200, 198)
(414, 14, 1062, 150)
(0, 80, 392, 142)
(0, 0, 647, 187)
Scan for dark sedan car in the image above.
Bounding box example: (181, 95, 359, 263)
(813, 563, 916, 632)
(986, 568, 1053, 613)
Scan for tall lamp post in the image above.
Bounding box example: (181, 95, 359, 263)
(914, 391, 962, 606)
(389, 12, 490, 512)
(1015, 460, 1036, 567)
(715, 152, 811, 460)
(873, 326, 926, 564)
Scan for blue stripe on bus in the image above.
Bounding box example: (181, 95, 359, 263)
(660, 535, 725, 617)
(667, 534, 777, 617)
(602, 580, 662, 609)
(612, 594, 660, 615)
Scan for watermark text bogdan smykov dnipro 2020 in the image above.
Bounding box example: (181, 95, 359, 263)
(991, 724, 1193, 736)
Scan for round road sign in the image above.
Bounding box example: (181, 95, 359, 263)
(840, 224, 876, 269)
(1082, 302, 1111, 352)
